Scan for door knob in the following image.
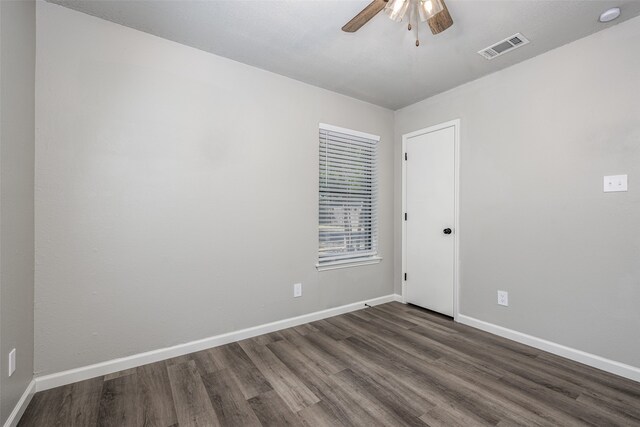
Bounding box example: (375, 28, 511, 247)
(443, 228, 452, 235)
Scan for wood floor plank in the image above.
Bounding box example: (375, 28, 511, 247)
(165, 353, 195, 367)
(407, 323, 557, 377)
(346, 332, 572, 426)
(97, 373, 138, 427)
(536, 350, 640, 400)
(576, 392, 640, 425)
(328, 311, 442, 363)
(362, 316, 509, 379)
(301, 330, 460, 425)
(296, 401, 346, 426)
(190, 347, 227, 376)
(167, 360, 220, 427)
(248, 331, 285, 346)
(247, 390, 303, 426)
(275, 328, 346, 375)
(331, 368, 428, 426)
(104, 368, 137, 381)
(338, 334, 511, 425)
(420, 405, 493, 427)
(55, 376, 103, 426)
(215, 342, 272, 400)
(308, 319, 352, 340)
(377, 303, 459, 335)
(409, 321, 630, 410)
(326, 369, 423, 427)
(364, 326, 564, 425)
(433, 357, 584, 426)
(136, 361, 178, 427)
(266, 337, 386, 426)
(499, 372, 640, 426)
(201, 368, 261, 427)
(239, 338, 320, 412)
(18, 385, 67, 427)
(18, 303, 640, 427)
(291, 323, 319, 336)
(360, 306, 422, 329)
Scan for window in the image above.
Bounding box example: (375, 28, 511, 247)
(318, 123, 381, 270)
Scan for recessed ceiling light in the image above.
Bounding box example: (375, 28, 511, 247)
(599, 7, 621, 23)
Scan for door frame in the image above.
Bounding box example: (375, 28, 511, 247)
(401, 119, 460, 321)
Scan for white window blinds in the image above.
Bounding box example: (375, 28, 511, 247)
(318, 124, 379, 267)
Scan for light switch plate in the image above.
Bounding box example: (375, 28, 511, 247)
(8, 348, 16, 377)
(604, 175, 627, 192)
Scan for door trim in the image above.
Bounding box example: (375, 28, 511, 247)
(401, 119, 460, 321)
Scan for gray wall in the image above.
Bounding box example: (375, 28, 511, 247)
(395, 15, 640, 368)
(0, 0, 36, 424)
(34, 2, 394, 376)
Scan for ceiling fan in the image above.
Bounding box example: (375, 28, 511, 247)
(342, 0, 453, 46)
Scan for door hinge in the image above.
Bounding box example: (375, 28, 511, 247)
(405, 152, 408, 161)
(404, 212, 407, 221)
(404, 273, 407, 281)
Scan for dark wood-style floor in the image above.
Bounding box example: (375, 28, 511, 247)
(19, 302, 640, 426)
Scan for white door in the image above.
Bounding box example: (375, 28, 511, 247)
(404, 124, 456, 316)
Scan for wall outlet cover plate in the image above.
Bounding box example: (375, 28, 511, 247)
(293, 283, 302, 298)
(497, 290, 509, 306)
(604, 175, 627, 192)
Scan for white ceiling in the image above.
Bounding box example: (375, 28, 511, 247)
(47, 0, 640, 110)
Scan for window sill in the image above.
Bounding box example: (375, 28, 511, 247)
(316, 256, 382, 272)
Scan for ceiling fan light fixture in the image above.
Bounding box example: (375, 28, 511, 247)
(385, 0, 410, 22)
(341, 0, 454, 45)
(418, 0, 444, 22)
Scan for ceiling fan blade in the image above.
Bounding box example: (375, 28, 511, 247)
(342, 0, 388, 33)
(427, 0, 453, 34)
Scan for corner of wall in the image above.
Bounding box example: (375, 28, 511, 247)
(0, 0, 36, 425)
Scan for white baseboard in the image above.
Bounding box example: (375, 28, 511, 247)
(35, 294, 400, 392)
(3, 379, 35, 427)
(457, 314, 640, 383)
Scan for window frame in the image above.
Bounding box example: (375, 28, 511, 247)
(316, 123, 382, 271)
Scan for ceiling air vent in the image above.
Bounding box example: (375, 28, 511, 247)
(478, 33, 530, 60)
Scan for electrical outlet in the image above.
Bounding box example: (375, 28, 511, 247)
(8, 348, 16, 377)
(293, 283, 302, 298)
(603, 174, 627, 192)
(497, 290, 509, 306)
